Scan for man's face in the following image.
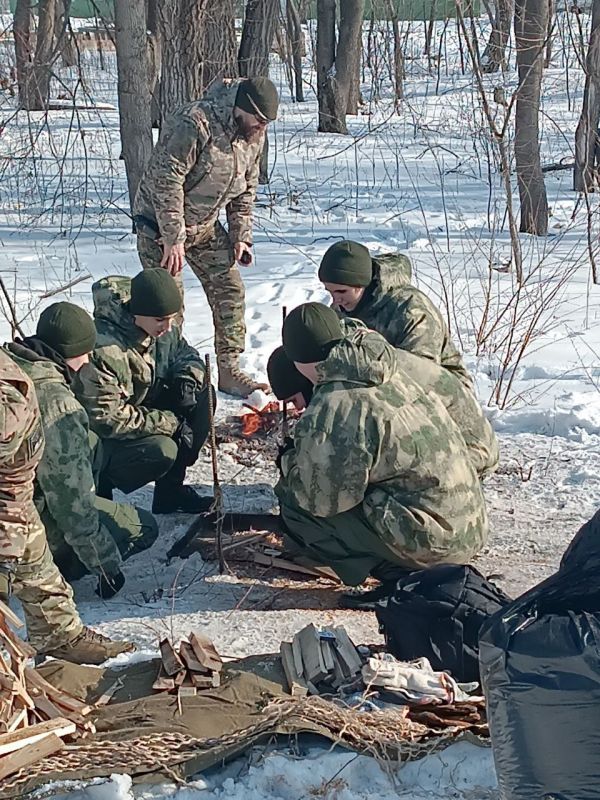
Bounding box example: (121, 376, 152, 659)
(64, 353, 90, 373)
(134, 314, 176, 338)
(294, 362, 319, 385)
(285, 391, 307, 412)
(233, 107, 269, 143)
(323, 283, 365, 312)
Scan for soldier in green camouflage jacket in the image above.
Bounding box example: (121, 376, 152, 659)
(318, 240, 473, 389)
(4, 302, 158, 598)
(276, 303, 488, 586)
(270, 319, 498, 479)
(76, 270, 213, 515)
(134, 77, 279, 398)
(0, 348, 134, 664)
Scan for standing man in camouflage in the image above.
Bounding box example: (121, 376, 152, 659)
(4, 303, 158, 597)
(276, 303, 488, 587)
(0, 349, 134, 663)
(318, 241, 474, 389)
(134, 77, 280, 397)
(76, 269, 213, 514)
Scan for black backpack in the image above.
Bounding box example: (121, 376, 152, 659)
(375, 564, 511, 682)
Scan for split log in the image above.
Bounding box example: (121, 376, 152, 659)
(179, 641, 207, 674)
(159, 638, 185, 677)
(332, 627, 362, 676)
(296, 625, 328, 684)
(0, 732, 65, 781)
(280, 642, 308, 697)
(0, 718, 75, 756)
(188, 633, 222, 673)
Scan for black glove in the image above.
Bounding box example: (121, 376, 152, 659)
(96, 570, 125, 599)
(172, 377, 199, 419)
(174, 418, 197, 467)
(276, 436, 295, 472)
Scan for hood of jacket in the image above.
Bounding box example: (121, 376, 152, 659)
(92, 276, 149, 346)
(4, 339, 69, 388)
(317, 326, 398, 388)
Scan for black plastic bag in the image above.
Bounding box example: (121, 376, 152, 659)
(480, 514, 600, 800)
(376, 564, 510, 682)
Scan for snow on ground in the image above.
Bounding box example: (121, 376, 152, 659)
(1, 12, 600, 799)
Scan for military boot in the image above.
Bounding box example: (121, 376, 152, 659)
(152, 483, 214, 514)
(217, 354, 269, 398)
(39, 627, 137, 665)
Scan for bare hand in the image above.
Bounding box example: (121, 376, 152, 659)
(233, 242, 253, 266)
(161, 243, 185, 276)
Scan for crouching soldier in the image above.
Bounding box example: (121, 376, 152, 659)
(267, 346, 313, 412)
(0, 349, 134, 663)
(4, 303, 158, 598)
(318, 240, 473, 389)
(276, 303, 488, 587)
(76, 269, 213, 514)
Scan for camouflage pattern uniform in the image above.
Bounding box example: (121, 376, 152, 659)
(276, 327, 488, 586)
(134, 79, 263, 361)
(342, 319, 499, 478)
(3, 340, 157, 583)
(0, 350, 82, 651)
(336, 254, 474, 389)
(75, 276, 206, 491)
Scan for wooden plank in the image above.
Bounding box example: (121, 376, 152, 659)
(0, 733, 65, 781)
(6, 708, 26, 732)
(174, 670, 186, 687)
(0, 718, 75, 756)
(152, 676, 175, 692)
(320, 640, 335, 673)
(33, 695, 67, 721)
(1, 625, 35, 660)
(94, 679, 122, 707)
(24, 669, 91, 716)
(159, 639, 185, 677)
(291, 635, 304, 677)
(332, 627, 362, 676)
(179, 641, 208, 674)
(280, 642, 308, 697)
(190, 674, 213, 689)
(188, 632, 223, 673)
(177, 686, 197, 699)
(0, 600, 23, 630)
(297, 625, 328, 684)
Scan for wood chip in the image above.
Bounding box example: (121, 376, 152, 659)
(159, 638, 185, 677)
(0, 732, 65, 781)
(188, 632, 223, 672)
(280, 642, 308, 697)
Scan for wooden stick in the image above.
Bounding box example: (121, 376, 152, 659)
(0, 599, 24, 629)
(93, 679, 122, 707)
(39, 273, 93, 299)
(0, 718, 75, 756)
(205, 354, 226, 575)
(0, 733, 65, 781)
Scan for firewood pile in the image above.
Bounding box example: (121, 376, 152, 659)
(0, 602, 116, 783)
(153, 632, 223, 700)
(280, 624, 363, 697)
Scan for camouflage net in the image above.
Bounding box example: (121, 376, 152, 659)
(0, 695, 486, 798)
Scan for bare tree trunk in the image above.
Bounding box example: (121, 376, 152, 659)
(544, 0, 554, 66)
(317, 0, 365, 134)
(239, 0, 279, 184)
(147, 0, 162, 128)
(514, 0, 548, 234)
(115, 0, 154, 212)
(346, 47, 361, 114)
(158, 0, 206, 114)
(385, 0, 404, 103)
(14, 0, 34, 109)
(29, 0, 57, 110)
(201, 0, 238, 93)
(574, 0, 600, 192)
(286, 0, 305, 101)
(54, 0, 77, 67)
(482, 0, 514, 73)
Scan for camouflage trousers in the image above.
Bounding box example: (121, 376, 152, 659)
(12, 513, 83, 652)
(278, 492, 407, 587)
(137, 222, 246, 358)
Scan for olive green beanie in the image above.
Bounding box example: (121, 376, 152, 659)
(36, 302, 96, 358)
(282, 303, 343, 364)
(129, 269, 182, 317)
(235, 77, 279, 121)
(267, 346, 314, 402)
(318, 240, 373, 287)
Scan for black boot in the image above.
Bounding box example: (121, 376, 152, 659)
(152, 482, 213, 514)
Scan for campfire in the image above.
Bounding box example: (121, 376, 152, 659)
(241, 401, 286, 437)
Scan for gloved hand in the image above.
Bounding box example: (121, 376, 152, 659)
(95, 570, 125, 599)
(275, 436, 295, 473)
(0, 562, 16, 603)
(174, 418, 196, 467)
(172, 377, 199, 419)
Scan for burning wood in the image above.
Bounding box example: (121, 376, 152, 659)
(240, 401, 283, 437)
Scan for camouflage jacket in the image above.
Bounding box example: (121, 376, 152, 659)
(336, 253, 473, 388)
(0, 349, 45, 561)
(279, 327, 488, 569)
(134, 80, 263, 247)
(4, 340, 122, 577)
(76, 276, 206, 440)
(342, 319, 498, 478)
